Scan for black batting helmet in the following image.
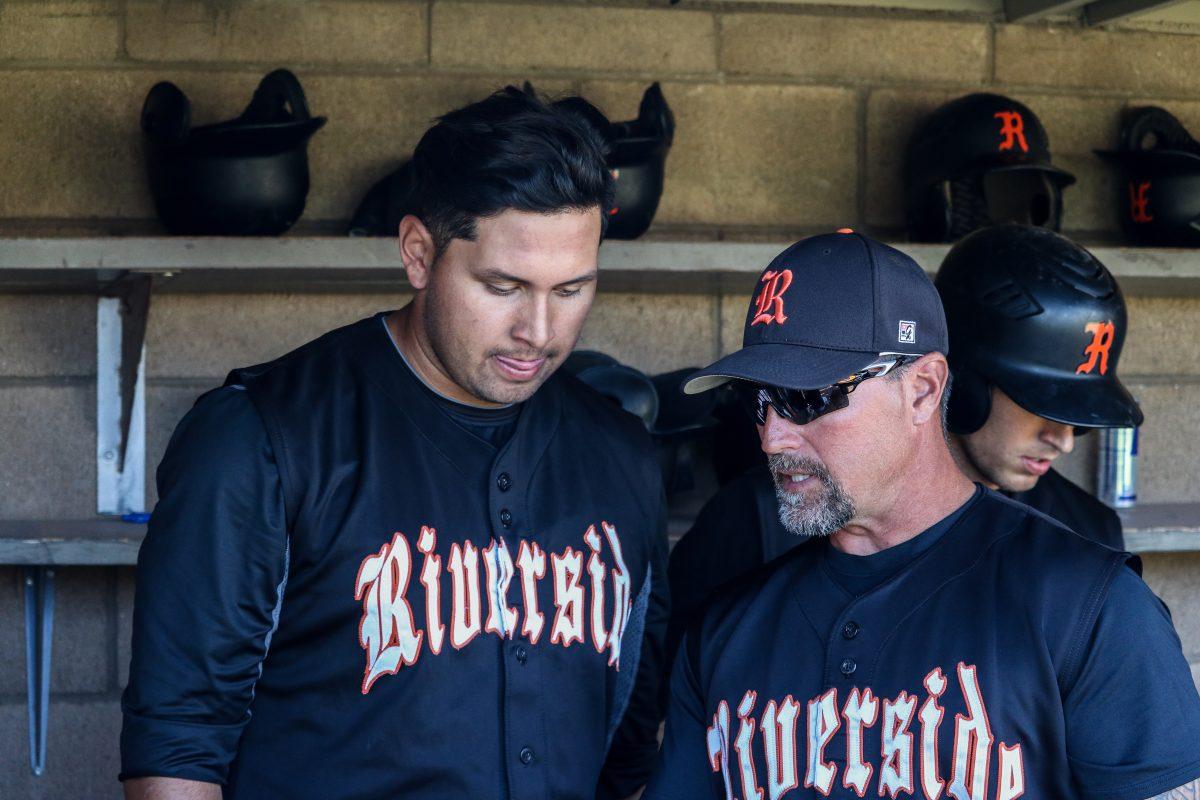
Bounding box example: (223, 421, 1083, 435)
(551, 83, 675, 240)
(1096, 106, 1200, 247)
(906, 93, 1075, 243)
(935, 225, 1142, 434)
(142, 69, 325, 236)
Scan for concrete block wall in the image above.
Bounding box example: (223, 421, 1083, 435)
(1, 0, 1199, 794)
(5, 0, 1200, 239)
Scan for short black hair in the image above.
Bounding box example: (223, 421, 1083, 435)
(410, 85, 614, 258)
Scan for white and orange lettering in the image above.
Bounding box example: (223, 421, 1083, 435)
(842, 688, 879, 797)
(707, 700, 737, 800)
(584, 525, 610, 653)
(919, 668, 948, 800)
(734, 691, 765, 800)
(357, 522, 642, 677)
(550, 547, 586, 647)
(515, 540, 547, 644)
(761, 695, 801, 800)
(804, 689, 840, 796)
(417, 526, 445, 655)
(483, 538, 518, 638)
(354, 532, 423, 693)
(880, 692, 917, 798)
(448, 541, 482, 649)
(995, 742, 1025, 800)
(602, 521, 632, 668)
(947, 663, 993, 800)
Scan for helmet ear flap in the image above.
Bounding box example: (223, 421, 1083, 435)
(947, 368, 992, 435)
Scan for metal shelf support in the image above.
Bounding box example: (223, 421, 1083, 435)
(23, 566, 54, 776)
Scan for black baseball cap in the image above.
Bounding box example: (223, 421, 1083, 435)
(683, 230, 948, 394)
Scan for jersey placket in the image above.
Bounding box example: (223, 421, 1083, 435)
(490, 453, 549, 800)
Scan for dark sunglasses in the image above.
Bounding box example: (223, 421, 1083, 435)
(737, 354, 919, 426)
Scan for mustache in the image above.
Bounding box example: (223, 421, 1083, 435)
(768, 452, 855, 537)
(491, 349, 558, 361)
(767, 453, 833, 482)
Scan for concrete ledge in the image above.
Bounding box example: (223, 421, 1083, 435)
(1122, 504, 1200, 553)
(4, 504, 1198, 564)
(0, 521, 143, 566)
(4, 238, 1200, 296)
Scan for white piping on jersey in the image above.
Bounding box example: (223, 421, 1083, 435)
(257, 538, 291, 690)
(226, 382, 292, 703)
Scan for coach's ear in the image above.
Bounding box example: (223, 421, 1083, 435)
(907, 353, 950, 427)
(398, 214, 436, 290)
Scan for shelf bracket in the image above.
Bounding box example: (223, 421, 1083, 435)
(23, 566, 55, 776)
(97, 273, 151, 515)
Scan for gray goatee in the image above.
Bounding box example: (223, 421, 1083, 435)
(768, 453, 855, 538)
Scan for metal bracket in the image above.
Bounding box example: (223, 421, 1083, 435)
(24, 566, 55, 776)
(98, 273, 151, 515)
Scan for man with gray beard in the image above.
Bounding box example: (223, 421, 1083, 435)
(645, 230, 1200, 800)
(661, 226, 1136, 686)
(768, 453, 854, 538)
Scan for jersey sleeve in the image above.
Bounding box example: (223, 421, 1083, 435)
(641, 630, 721, 800)
(1064, 564, 1200, 800)
(119, 386, 289, 786)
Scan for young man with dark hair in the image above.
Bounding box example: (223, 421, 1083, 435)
(935, 225, 1140, 548)
(121, 86, 668, 800)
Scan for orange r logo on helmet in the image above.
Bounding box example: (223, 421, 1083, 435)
(751, 270, 793, 326)
(1129, 181, 1153, 224)
(994, 111, 1029, 154)
(1076, 321, 1115, 375)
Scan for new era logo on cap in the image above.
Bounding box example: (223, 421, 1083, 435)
(682, 230, 949, 394)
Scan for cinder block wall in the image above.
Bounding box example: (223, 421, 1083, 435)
(1, 1, 1199, 795)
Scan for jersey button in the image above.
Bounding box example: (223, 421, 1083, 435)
(842, 621, 860, 640)
(515, 644, 528, 664)
(497, 473, 512, 492)
(519, 747, 535, 765)
(840, 658, 857, 677)
(499, 509, 513, 528)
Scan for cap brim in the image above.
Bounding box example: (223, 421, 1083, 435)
(985, 162, 1077, 188)
(682, 343, 881, 394)
(1002, 370, 1144, 429)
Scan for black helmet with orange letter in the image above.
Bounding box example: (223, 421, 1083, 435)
(935, 225, 1142, 434)
(1096, 106, 1200, 247)
(906, 93, 1075, 243)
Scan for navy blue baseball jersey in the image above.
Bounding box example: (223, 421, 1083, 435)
(121, 313, 669, 799)
(664, 464, 1124, 696)
(1009, 466, 1124, 549)
(647, 488, 1200, 800)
